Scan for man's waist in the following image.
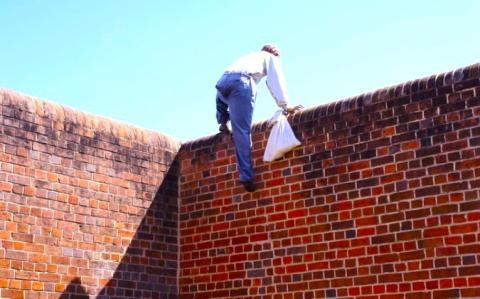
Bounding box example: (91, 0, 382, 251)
(223, 71, 252, 78)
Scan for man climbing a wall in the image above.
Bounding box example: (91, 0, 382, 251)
(215, 44, 303, 192)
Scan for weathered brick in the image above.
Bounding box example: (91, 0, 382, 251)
(461, 287, 480, 297)
(432, 204, 458, 215)
(415, 186, 440, 197)
(433, 289, 460, 298)
(372, 234, 395, 244)
(460, 200, 480, 212)
(0, 89, 181, 297)
(459, 266, 480, 276)
(399, 250, 425, 261)
(390, 191, 414, 202)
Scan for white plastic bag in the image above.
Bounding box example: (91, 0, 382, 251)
(263, 110, 301, 162)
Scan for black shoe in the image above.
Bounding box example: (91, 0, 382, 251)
(241, 180, 256, 192)
(219, 123, 230, 133)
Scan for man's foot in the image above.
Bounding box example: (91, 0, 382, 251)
(219, 123, 230, 133)
(240, 180, 256, 192)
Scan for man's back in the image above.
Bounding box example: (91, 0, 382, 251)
(225, 51, 269, 84)
(224, 50, 288, 108)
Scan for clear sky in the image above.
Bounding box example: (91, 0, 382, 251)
(1, 1, 479, 141)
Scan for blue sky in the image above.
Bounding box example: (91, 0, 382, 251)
(1, 1, 479, 141)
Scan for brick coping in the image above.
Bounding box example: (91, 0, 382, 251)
(182, 62, 480, 151)
(0, 88, 181, 152)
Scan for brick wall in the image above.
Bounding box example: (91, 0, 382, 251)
(2, 63, 480, 299)
(0, 89, 180, 299)
(178, 63, 480, 298)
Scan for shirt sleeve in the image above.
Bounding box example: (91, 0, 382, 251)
(265, 54, 289, 108)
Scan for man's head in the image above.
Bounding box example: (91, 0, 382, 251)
(261, 44, 280, 57)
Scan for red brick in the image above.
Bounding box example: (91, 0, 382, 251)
(230, 254, 247, 263)
(288, 209, 307, 219)
(406, 292, 430, 299)
(461, 288, 480, 297)
(286, 264, 307, 274)
(400, 250, 425, 261)
(433, 289, 459, 298)
(1, 289, 24, 299)
(0, 181, 14, 193)
(404, 271, 429, 281)
(232, 236, 249, 245)
(250, 233, 268, 242)
(451, 223, 478, 234)
(355, 216, 378, 227)
(424, 227, 449, 238)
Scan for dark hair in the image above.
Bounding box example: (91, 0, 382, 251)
(261, 44, 279, 56)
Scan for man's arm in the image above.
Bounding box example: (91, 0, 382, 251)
(264, 54, 303, 114)
(265, 55, 289, 108)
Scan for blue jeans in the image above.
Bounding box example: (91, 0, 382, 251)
(216, 73, 256, 182)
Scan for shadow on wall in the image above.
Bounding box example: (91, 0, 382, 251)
(96, 157, 180, 299)
(59, 278, 89, 299)
(59, 157, 180, 299)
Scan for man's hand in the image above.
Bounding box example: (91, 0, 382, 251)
(284, 105, 304, 115)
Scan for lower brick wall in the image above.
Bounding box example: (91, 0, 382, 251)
(178, 63, 480, 298)
(0, 89, 180, 298)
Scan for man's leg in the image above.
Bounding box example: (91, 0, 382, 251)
(227, 80, 255, 183)
(216, 91, 229, 126)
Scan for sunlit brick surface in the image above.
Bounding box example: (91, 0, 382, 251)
(178, 64, 480, 298)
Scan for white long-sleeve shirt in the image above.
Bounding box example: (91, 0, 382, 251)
(225, 51, 289, 108)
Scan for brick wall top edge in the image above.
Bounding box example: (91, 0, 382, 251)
(0, 87, 182, 151)
(181, 61, 480, 151)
